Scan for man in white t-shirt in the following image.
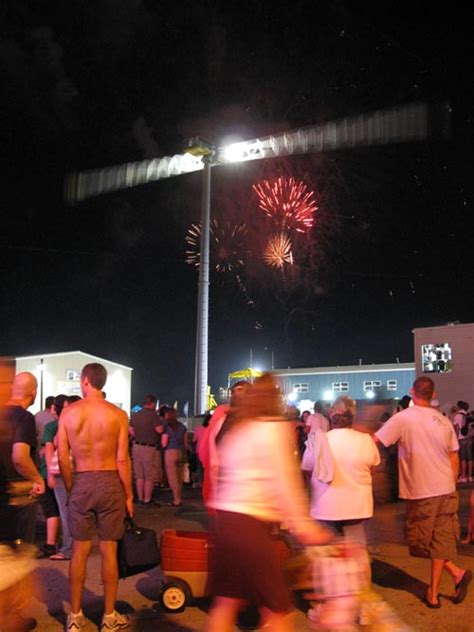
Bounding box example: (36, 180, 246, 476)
(305, 401, 330, 433)
(375, 376, 471, 608)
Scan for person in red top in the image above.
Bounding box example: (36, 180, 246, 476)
(198, 382, 250, 509)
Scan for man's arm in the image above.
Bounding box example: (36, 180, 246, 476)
(449, 450, 460, 483)
(11, 443, 45, 496)
(117, 411, 134, 518)
(57, 410, 73, 493)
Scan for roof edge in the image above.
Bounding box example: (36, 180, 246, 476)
(14, 350, 133, 371)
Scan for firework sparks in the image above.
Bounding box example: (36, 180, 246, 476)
(185, 219, 248, 272)
(263, 232, 294, 268)
(252, 176, 317, 233)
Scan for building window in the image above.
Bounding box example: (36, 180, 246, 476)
(332, 381, 349, 392)
(422, 343, 452, 373)
(387, 379, 397, 391)
(66, 369, 81, 381)
(293, 383, 308, 393)
(364, 380, 381, 391)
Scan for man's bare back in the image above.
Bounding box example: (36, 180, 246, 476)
(57, 370, 133, 518)
(61, 396, 128, 472)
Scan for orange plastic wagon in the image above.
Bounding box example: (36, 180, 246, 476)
(159, 529, 213, 611)
(159, 527, 292, 612)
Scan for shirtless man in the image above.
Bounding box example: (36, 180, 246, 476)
(57, 363, 133, 632)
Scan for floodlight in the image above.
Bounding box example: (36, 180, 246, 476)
(220, 141, 247, 163)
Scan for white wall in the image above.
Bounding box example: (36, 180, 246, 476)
(414, 323, 474, 410)
(15, 351, 133, 416)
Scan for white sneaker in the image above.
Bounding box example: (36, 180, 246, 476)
(458, 477, 467, 483)
(66, 610, 86, 631)
(100, 611, 130, 631)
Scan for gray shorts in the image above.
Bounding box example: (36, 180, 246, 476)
(459, 439, 472, 462)
(68, 471, 125, 541)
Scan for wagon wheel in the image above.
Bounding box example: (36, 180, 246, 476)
(160, 581, 191, 612)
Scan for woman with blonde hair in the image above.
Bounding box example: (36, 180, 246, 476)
(205, 373, 330, 632)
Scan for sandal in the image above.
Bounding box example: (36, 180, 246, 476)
(422, 593, 441, 609)
(454, 569, 472, 604)
(49, 552, 70, 560)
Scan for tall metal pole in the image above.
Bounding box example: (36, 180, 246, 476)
(40, 358, 44, 410)
(194, 157, 212, 415)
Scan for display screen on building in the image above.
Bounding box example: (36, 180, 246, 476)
(422, 343, 452, 373)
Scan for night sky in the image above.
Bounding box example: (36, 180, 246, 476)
(1, 1, 473, 410)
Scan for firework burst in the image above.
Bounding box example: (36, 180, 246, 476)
(253, 176, 317, 233)
(186, 219, 248, 272)
(263, 232, 294, 268)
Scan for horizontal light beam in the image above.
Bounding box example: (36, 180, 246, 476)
(64, 102, 450, 204)
(64, 153, 204, 203)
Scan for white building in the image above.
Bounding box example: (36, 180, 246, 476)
(413, 322, 474, 410)
(15, 351, 133, 415)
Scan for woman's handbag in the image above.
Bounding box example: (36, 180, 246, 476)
(117, 517, 161, 579)
(182, 462, 191, 484)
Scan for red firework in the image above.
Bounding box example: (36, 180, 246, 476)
(252, 176, 317, 233)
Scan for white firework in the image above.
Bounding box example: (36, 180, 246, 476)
(263, 232, 294, 268)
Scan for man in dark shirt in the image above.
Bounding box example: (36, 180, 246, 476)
(0, 372, 44, 542)
(129, 394, 162, 506)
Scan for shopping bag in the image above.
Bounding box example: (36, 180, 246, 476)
(182, 462, 190, 484)
(117, 517, 161, 579)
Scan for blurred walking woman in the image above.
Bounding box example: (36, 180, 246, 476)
(161, 407, 187, 507)
(205, 373, 330, 632)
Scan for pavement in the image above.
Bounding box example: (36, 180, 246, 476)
(21, 484, 474, 631)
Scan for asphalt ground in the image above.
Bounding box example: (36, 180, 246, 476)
(21, 483, 474, 631)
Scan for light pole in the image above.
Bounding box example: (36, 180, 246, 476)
(39, 358, 44, 410)
(194, 156, 212, 415)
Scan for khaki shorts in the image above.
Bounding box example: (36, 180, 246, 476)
(404, 492, 459, 559)
(68, 471, 125, 541)
(132, 444, 157, 480)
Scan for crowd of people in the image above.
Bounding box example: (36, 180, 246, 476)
(199, 375, 472, 630)
(1, 364, 473, 631)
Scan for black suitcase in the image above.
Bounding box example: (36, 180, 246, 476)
(117, 517, 161, 578)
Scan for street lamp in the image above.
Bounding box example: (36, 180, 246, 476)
(37, 358, 44, 410)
